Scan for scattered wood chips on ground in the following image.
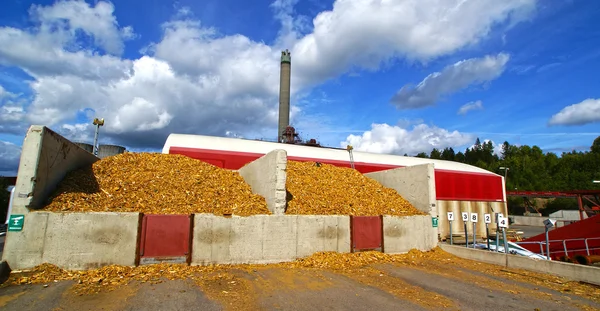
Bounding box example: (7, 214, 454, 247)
(285, 161, 425, 216)
(43, 153, 270, 216)
(3, 247, 599, 304)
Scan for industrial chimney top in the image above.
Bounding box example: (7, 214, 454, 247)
(281, 49, 291, 64)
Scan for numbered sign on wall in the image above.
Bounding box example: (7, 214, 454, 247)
(447, 212, 454, 221)
(470, 213, 478, 223)
(461, 212, 468, 222)
(484, 214, 491, 224)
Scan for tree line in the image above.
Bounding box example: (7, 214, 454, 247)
(411, 136, 600, 215)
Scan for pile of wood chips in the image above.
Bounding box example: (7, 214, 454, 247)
(285, 161, 424, 216)
(43, 153, 270, 216)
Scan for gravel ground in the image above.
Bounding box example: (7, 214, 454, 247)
(1, 256, 599, 311)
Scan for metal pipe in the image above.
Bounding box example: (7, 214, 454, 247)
(563, 240, 568, 258)
(449, 220, 453, 245)
(502, 228, 509, 254)
(495, 213, 500, 253)
(585, 239, 590, 255)
(486, 223, 490, 251)
(473, 221, 477, 249)
(545, 227, 551, 260)
(464, 221, 468, 248)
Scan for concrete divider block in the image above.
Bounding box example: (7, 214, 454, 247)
(2, 212, 139, 270)
(228, 215, 265, 264)
(440, 244, 600, 286)
(507, 254, 600, 286)
(262, 215, 298, 261)
(238, 149, 287, 215)
(364, 164, 436, 216)
(439, 244, 507, 267)
(42, 212, 139, 270)
(334, 216, 351, 253)
(12, 126, 99, 215)
(297, 216, 350, 257)
(1, 212, 49, 269)
(297, 216, 325, 257)
(192, 214, 351, 266)
(383, 215, 437, 254)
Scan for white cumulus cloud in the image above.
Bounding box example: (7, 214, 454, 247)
(0, 0, 537, 153)
(341, 123, 474, 155)
(292, 1, 533, 85)
(391, 53, 510, 109)
(549, 98, 600, 126)
(458, 100, 484, 115)
(0, 141, 21, 175)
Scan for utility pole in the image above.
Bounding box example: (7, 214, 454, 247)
(92, 118, 104, 156)
(499, 166, 510, 185)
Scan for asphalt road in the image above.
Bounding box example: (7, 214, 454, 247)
(1, 258, 599, 311)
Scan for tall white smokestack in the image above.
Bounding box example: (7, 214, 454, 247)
(278, 49, 291, 142)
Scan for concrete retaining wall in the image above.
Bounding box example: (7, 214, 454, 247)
(365, 164, 436, 216)
(440, 244, 600, 286)
(11, 125, 99, 214)
(383, 215, 438, 253)
(2, 212, 140, 270)
(192, 214, 350, 265)
(509, 215, 545, 227)
(238, 150, 287, 215)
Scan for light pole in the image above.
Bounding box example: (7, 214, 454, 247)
(499, 166, 510, 185)
(92, 118, 104, 156)
(543, 219, 556, 260)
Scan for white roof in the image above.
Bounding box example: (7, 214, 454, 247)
(163, 134, 500, 176)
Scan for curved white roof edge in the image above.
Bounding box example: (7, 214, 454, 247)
(163, 134, 500, 176)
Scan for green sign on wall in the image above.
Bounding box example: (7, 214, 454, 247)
(8, 215, 24, 231)
(432, 217, 439, 228)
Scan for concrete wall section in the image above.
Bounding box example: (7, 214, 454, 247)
(192, 215, 350, 265)
(238, 149, 287, 215)
(440, 244, 507, 266)
(364, 164, 436, 216)
(1, 212, 49, 269)
(3, 212, 140, 270)
(383, 215, 438, 254)
(507, 254, 600, 286)
(440, 244, 600, 286)
(509, 215, 545, 227)
(297, 215, 350, 257)
(12, 125, 99, 214)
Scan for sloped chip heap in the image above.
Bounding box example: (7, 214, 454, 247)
(43, 153, 270, 216)
(285, 161, 425, 216)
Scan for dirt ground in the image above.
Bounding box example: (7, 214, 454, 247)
(1, 249, 599, 311)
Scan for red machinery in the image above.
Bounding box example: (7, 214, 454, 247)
(507, 190, 600, 260)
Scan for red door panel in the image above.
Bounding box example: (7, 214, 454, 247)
(139, 214, 192, 264)
(351, 216, 383, 252)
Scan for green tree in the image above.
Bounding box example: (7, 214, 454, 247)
(430, 148, 442, 159)
(415, 152, 429, 158)
(441, 147, 456, 161)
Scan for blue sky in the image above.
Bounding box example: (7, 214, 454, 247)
(1, 0, 600, 175)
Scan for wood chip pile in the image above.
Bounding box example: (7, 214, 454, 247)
(43, 153, 270, 216)
(285, 161, 425, 216)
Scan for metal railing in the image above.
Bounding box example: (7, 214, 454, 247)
(515, 237, 600, 257)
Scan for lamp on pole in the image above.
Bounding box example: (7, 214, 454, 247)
(92, 118, 104, 156)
